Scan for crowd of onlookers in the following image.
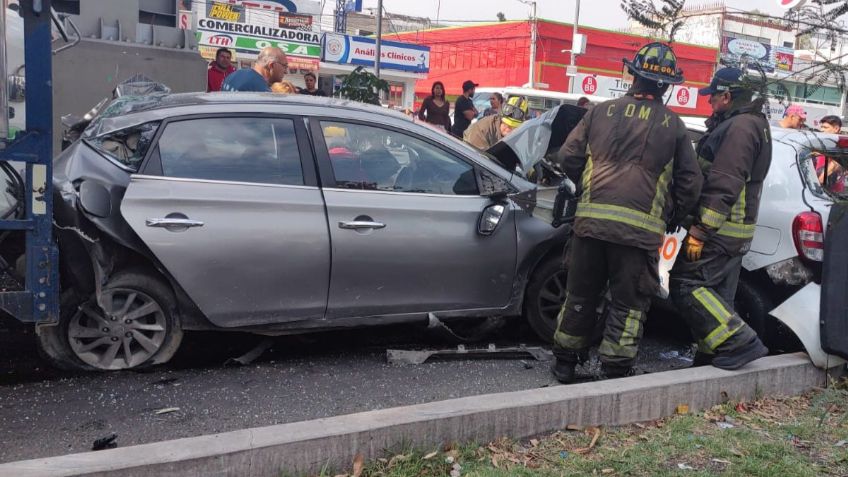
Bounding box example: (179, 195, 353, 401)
(206, 46, 327, 96)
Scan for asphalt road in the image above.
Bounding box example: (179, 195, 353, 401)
(0, 316, 695, 463)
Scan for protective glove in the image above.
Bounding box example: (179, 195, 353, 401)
(684, 234, 705, 262)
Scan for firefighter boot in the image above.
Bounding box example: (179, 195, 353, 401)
(712, 336, 769, 370)
(596, 362, 636, 380)
(551, 350, 586, 384)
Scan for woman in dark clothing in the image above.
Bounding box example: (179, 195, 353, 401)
(418, 81, 452, 133)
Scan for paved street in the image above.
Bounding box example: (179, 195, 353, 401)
(0, 316, 694, 463)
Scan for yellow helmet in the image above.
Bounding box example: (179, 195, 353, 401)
(323, 126, 347, 138)
(501, 96, 529, 129)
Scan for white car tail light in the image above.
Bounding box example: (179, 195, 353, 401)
(792, 211, 824, 262)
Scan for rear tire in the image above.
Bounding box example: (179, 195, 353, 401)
(524, 256, 567, 343)
(37, 270, 183, 371)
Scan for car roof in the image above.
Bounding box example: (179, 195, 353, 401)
(475, 87, 611, 104)
(681, 115, 844, 149)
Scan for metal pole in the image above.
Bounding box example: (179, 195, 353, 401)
(0, 3, 9, 142)
(569, 0, 581, 93)
(529, 1, 537, 87)
(375, 0, 383, 79)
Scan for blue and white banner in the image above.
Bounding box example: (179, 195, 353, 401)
(322, 33, 430, 74)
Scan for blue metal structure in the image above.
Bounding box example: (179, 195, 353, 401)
(0, 0, 59, 323)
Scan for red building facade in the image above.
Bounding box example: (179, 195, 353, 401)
(395, 21, 719, 117)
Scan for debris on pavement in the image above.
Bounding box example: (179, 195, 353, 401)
(386, 343, 552, 365)
(677, 463, 695, 470)
(154, 407, 180, 415)
(224, 338, 273, 366)
(91, 433, 118, 451)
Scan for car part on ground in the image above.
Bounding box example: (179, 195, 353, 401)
(386, 343, 552, 365)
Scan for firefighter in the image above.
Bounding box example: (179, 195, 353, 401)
(551, 42, 703, 383)
(669, 67, 771, 370)
(463, 96, 529, 150)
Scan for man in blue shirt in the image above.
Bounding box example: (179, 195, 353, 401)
(222, 47, 289, 92)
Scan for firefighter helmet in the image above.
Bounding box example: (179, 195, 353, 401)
(623, 42, 685, 85)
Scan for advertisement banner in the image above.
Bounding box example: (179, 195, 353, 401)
(775, 46, 794, 72)
(279, 12, 312, 30)
(322, 33, 430, 74)
(721, 36, 774, 72)
(197, 30, 321, 57)
(575, 73, 698, 109)
(200, 0, 321, 30)
(178, 10, 193, 30)
(198, 18, 320, 45)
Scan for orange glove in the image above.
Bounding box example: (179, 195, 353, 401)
(684, 234, 705, 262)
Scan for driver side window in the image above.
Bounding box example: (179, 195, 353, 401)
(320, 121, 479, 195)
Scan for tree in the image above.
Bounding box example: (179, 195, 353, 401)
(620, 0, 685, 42)
(497, 12, 506, 22)
(339, 66, 389, 105)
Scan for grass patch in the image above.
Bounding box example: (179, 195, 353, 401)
(312, 381, 848, 477)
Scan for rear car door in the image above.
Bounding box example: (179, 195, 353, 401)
(120, 115, 331, 327)
(312, 119, 517, 319)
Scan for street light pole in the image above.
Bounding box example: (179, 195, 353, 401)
(569, 0, 581, 93)
(375, 0, 383, 79)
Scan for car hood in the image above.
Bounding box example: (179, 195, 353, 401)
(486, 104, 587, 174)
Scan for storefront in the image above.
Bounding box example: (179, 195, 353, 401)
(393, 21, 719, 117)
(193, 0, 322, 90)
(320, 33, 430, 109)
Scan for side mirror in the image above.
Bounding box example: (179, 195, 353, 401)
(479, 203, 506, 236)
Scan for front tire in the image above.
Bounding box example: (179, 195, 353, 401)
(37, 270, 183, 371)
(524, 256, 567, 343)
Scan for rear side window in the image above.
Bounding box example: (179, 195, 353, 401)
(156, 117, 304, 186)
(88, 122, 160, 172)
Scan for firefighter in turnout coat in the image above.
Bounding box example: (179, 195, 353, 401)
(551, 43, 703, 383)
(669, 67, 772, 370)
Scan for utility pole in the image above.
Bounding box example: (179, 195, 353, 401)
(518, 0, 537, 88)
(0, 3, 8, 142)
(334, 0, 346, 33)
(375, 0, 383, 79)
(569, 0, 581, 93)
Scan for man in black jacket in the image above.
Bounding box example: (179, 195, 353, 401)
(670, 67, 772, 370)
(551, 43, 703, 383)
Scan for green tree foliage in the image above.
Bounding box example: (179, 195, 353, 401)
(339, 66, 389, 105)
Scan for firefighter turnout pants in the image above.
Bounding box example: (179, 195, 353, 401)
(553, 235, 660, 367)
(669, 242, 759, 355)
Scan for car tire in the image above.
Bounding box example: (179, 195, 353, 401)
(37, 269, 183, 371)
(524, 256, 567, 343)
(734, 277, 775, 348)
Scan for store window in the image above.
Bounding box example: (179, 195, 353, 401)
(388, 82, 405, 108)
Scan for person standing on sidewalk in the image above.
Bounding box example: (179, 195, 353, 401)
(551, 43, 703, 383)
(207, 48, 236, 92)
(222, 47, 288, 93)
(670, 67, 772, 370)
(451, 80, 479, 138)
(418, 81, 452, 133)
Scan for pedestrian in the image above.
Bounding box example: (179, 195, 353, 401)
(669, 67, 772, 371)
(417, 81, 452, 133)
(207, 47, 235, 92)
(819, 115, 842, 133)
(550, 42, 703, 383)
(776, 104, 807, 129)
(451, 80, 479, 138)
(483, 92, 504, 116)
(299, 72, 327, 96)
(464, 96, 528, 150)
(576, 96, 590, 109)
(221, 47, 288, 93)
(816, 116, 845, 192)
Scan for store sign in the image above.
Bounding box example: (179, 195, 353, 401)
(322, 33, 430, 74)
(775, 46, 795, 72)
(279, 12, 312, 30)
(198, 18, 320, 44)
(197, 30, 320, 57)
(575, 73, 698, 109)
(178, 10, 193, 30)
(721, 36, 774, 72)
(208, 2, 243, 21)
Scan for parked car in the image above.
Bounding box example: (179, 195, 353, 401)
(35, 93, 574, 371)
(473, 87, 610, 119)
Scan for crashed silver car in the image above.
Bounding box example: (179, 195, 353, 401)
(39, 93, 578, 371)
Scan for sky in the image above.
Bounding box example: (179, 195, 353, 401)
(340, 0, 790, 30)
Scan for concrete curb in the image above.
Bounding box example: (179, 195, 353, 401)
(0, 353, 841, 477)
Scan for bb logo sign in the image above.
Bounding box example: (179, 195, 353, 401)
(209, 34, 234, 46)
(581, 76, 597, 95)
(676, 88, 690, 106)
(778, 0, 807, 9)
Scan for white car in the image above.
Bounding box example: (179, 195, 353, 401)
(655, 118, 848, 369)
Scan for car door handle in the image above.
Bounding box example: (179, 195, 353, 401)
(146, 218, 205, 228)
(338, 220, 386, 230)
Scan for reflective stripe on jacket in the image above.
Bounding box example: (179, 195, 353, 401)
(555, 95, 703, 250)
(689, 106, 772, 256)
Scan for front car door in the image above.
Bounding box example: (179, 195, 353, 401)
(121, 114, 331, 327)
(312, 118, 517, 319)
